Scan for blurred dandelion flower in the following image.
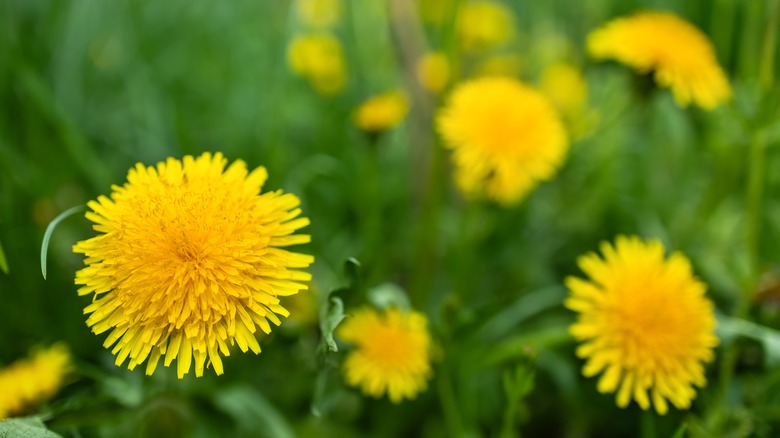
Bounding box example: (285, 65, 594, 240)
(588, 11, 731, 110)
(0, 344, 71, 419)
(287, 33, 347, 95)
(540, 62, 587, 118)
(73, 152, 313, 378)
(438, 77, 568, 205)
(416, 52, 450, 93)
(565, 236, 718, 414)
(295, 0, 341, 29)
(457, 0, 515, 51)
(338, 307, 432, 403)
(354, 91, 409, 133)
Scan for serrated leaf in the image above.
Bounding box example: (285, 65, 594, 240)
(0, 417, 62, 438)
(0, 236, 8, 274)
(367, 282, 410, 311)
(40, 205, 84, 280)
(319, 296, 346, 353)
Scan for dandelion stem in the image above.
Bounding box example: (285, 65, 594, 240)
(437, 363, 465, 437)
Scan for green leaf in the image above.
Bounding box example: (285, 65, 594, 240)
(40, 205, 84, 280)
(213, 386, 294, 438)
(0, 236, 8, 274)
(367, 282, 410, 311)
(717, 315, 780, 366)
(671, 423, 687, 438)
(0, 417, 63, 438)
(319, 295, 346, 353)
(343, 257, 361, 290)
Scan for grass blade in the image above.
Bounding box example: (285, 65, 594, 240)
(41, 205, 85, 280)
(0, 236, 8, 274)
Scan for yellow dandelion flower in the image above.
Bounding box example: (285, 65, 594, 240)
(338, 307, 433, 403)
(73, 152, 314, 378)
(416, 52, 450, 93)
(564, 236, 718, 415)
(588, 11, 731, 110)
(0, 344, 71, 419)
(287, 33, 347, 95)
(295, 0, 341, 29)
(437, 77, 568, 205)
(457, 1, 515, 52)
(539, 62, 588, 117)
(354, 91, 409, 133)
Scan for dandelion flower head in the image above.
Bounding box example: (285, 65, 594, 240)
(287, 33, 347, 95)
(416, 52, 450, 93)
(588, 11, 731, 110)
(565, 236, 718, 414)
(457, 1, 516, 51)
(354, 91, 409, 133)
(295, 0, 341, 29)
(73, 152, 313, 378)
(539, 62, 588, 117)
(0, 344, 71, 419)
(437, 76, 568, 205)
(338, 307, 433, 403)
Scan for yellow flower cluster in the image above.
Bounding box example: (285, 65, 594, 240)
(338, 307, 433, 403)
(73, 153, 313, 378)
(0, 344, 71, 419)
(354, 91, 409, 133)
(565, 236, 718, 414)
(588, 11, 731, 109)
(287, 34, 347, 95)
(438, 76, 568, 205)
(457, 1, 516, 51)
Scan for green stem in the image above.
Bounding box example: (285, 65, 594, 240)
(640, 410, 657, 438)
(437, 363, 465, 438)
(759, 0, 779, 90)
(745, 132, 766, 284)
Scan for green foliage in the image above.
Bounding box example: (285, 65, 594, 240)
(0, 0, 779, 436)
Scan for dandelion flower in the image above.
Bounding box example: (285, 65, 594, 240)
(287, 33, 347, 95)
(295, 0, 341, 29)
(73, 152, 313, 378)
(0, 344, 71, 419)
(540, 62, 587, 117)
(457, 1, 515, 51)
(338, 307, 432, 403)
(354, 91, 409, 133)
(416, 52, 450, 93)
(588, 11, 731, 110)
(437, 77, 568, 205)
(564, 236, 718, 414)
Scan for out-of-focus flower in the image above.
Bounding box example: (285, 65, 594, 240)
(295, 0, 341, 29)
(73, 152, 313, 378)
(437, 77, 568, 205)
(287, 33, 347, 95)
(565, 236, 719, 414)
(338, 307, 432, 403)
(539, 62, 587, 117)
(0, 344, 71, 419)
(588, 11, 731, 110)
(457, 1, 515, 52)
(354, 91, 409, 133)
(539, 62, 598, 139)
(416, 52, 450, 93)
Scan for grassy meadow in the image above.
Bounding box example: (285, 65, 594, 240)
(1, 0, 780, 436)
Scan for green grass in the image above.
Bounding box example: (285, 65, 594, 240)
(1, 0, 780, 437)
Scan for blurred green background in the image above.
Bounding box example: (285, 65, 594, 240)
(1, 0, 780, 436)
